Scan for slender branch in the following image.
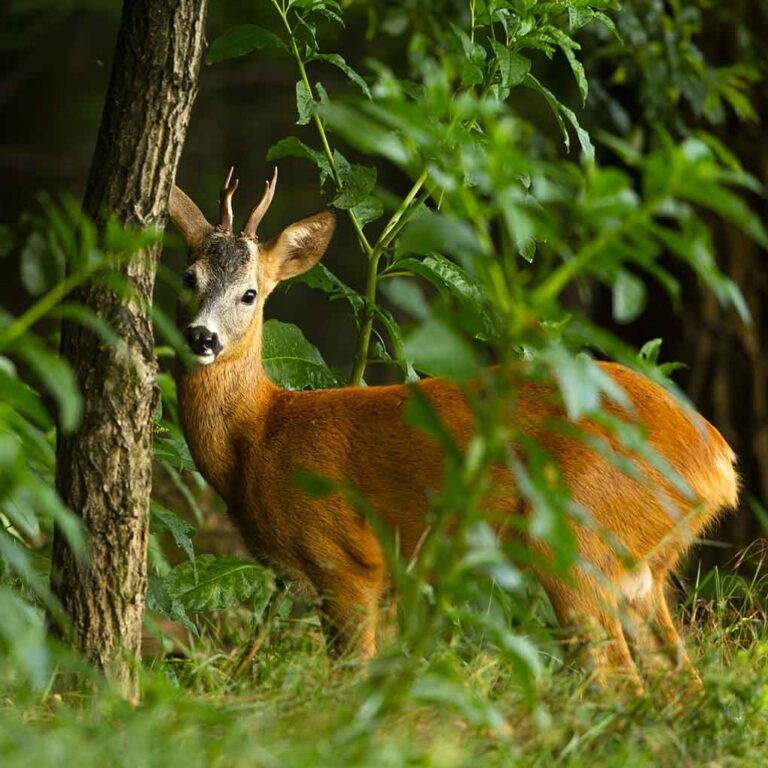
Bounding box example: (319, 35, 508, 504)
(273, 1, 432, 385)
(275, 2, 372, 256)
(349, 170, 430, 385)
(0, 266, 100, 349)
(532, 196, 665, 305)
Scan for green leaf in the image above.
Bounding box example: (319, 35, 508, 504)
(151, 502, 196, 562)
(320, 102, 410, 166)
(55, 303, 122, 349)
(262, 319, 340, 390)
(558, 103, 594, 162)
(267, 137, 332, 184)
(395, 255, 497, 340)
(489, 40, 530, 96)
(398, 212, 484, 264)
(523, 74, 594, 162)
(0, 587, 50, 689)
(638, 338, 663, 366)
(451, 23, 486, 87)
(159, 555, 274, 613)
(309, 53, 371, 99)
(154, 422, 197, 471)
(146, 574, 197, 634)
(0, 225, 13, 257)
(373, 305, 419, 382)
(332, 151, 377, 209)
(0, 361, 51, 428)
(13, 339, 82, 433)
(350, 196, 384, 227)
(612, 270, 646, 324)
(680, 179, 768, 249)
(293, 262, 365, 314)
(206, 24, 284, 64)
(20, 231, 62, 297)
(28, 482, 87, 560)
(545, 348, 628, 421)
(295, 80, 314, 126)
(381, 278, 430, 321)
(404, 318, 477, 380)
(553, 31, 588, 105)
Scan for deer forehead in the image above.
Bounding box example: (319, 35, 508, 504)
(193, 234, 260, 291)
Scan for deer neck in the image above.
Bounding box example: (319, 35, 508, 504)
(176, 302, 275, 503)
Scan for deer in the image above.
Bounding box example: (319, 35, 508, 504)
(167, 167, 739, 695)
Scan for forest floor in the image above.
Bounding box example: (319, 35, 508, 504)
(1, 568, 767, 768)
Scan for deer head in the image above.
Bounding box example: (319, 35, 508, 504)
(169, 167, 336, 364)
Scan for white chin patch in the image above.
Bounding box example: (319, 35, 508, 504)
(195, 353, 217, 366)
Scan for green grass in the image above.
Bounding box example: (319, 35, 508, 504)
(1, 563, 767, 768)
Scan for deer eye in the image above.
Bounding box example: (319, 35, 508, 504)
(241, 289, 257, 305)
(183, 271, 196, 290)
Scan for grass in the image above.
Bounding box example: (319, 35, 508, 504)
(1, 557, 767, 768)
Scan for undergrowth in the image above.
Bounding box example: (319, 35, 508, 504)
(2, 560, 766, 768)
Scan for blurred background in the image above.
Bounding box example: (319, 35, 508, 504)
(1, 0, 765, 570)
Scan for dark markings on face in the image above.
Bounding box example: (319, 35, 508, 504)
(198, 233, 254, 301)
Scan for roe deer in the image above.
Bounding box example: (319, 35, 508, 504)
(168, 168, 738, 693)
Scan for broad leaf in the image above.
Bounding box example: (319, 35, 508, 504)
(262, 319, 340, 390)
(309, 53, 371, 99)
(332, 151, 377, 209)
(267, 136, 332, 184)
(293, 262, 365, 314)
(206, 25, 284, 64)
(404, 317, 477, 380)
(151, 501, 196, 562)
(158, 555, 275, 613)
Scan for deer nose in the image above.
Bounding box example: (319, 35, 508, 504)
(185, 325, 222, 357)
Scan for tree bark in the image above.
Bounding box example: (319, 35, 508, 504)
(51, 0, 207, 700)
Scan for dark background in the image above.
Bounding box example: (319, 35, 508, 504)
(2, 1, 765, 570)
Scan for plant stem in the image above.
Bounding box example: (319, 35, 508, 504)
(349, 169, 429, 385)
(275, 1, 372, 256)
(274, 1, 431, 386)
(532, 196, 665, 304)
(0, 267, 97, 350)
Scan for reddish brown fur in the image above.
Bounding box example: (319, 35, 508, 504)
(170, 186, 738, 693)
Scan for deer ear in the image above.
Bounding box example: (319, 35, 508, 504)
(261, 211, 336, 285)
(169, 186, 212, 251)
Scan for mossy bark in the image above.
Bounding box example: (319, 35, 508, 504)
(51, 0, 207, 700)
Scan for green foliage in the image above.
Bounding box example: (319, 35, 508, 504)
(2, 2, 767, 760)
(153, 555, 274, 613)
(206, 24, 285, 64)
(262, 319, 340, 389)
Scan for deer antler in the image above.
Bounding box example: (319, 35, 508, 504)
(242, 167, 278, 240)
(218, 167, 240, 233)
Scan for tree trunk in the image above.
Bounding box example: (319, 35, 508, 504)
(51, 0, 207, 700)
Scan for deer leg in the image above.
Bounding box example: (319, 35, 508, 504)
(623, 575, 702, 692)
(307, 558, 383, 659)
(540, 570, 644, 695)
